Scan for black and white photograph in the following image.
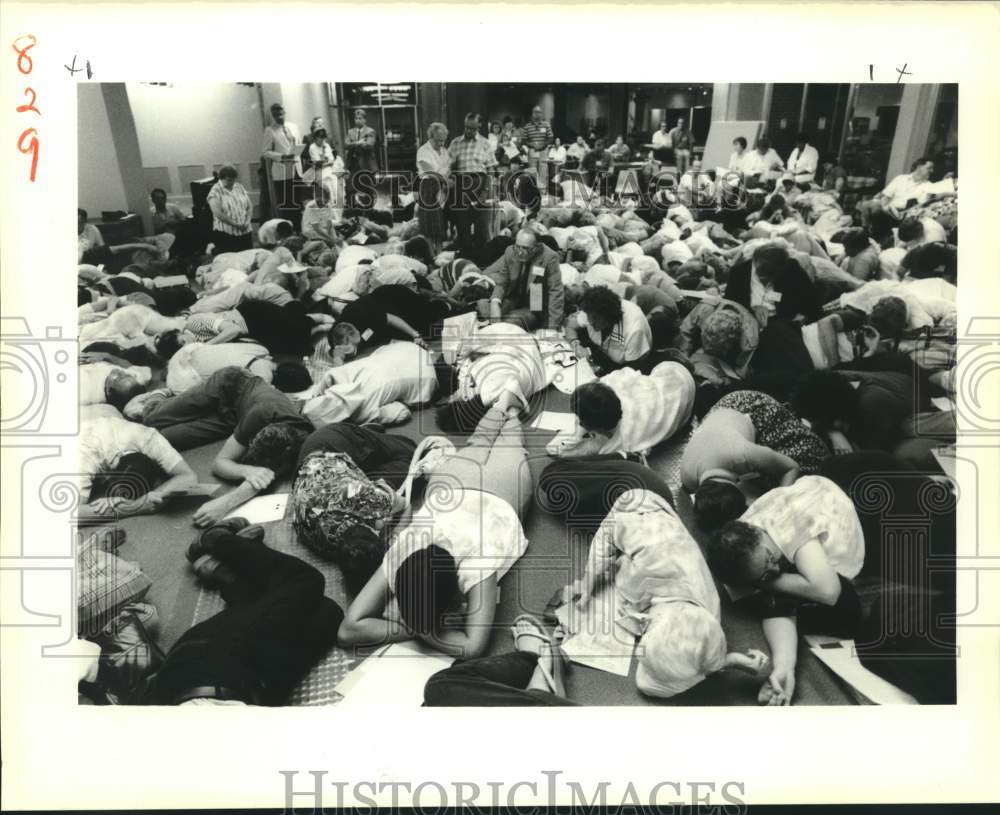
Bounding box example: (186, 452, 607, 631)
(2, 2, 997, 812)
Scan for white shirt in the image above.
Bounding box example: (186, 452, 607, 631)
(78, 417, 184, 498)
(567, 143, 589, 160)
(651, 130, 671, 149)
(303, 342, 437, 426)
(786, 144, 819, 184)
(728, 150, 750, 172)
(80, 362, 152, 405)
(548, 145, 567, 162)
(301, 201, 338, 241)
(166, 342, 273, 393)
(881, 173, 932, 210)
(416, 141, 452, 178)
(262, 121, 302, 180)
(335, 245, 378, 273)
(577, 299, 652, 364)
(743, 148, 784, 181)
(257, 219, 292, 246)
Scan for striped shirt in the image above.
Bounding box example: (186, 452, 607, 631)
(207, 181, 252, 236)
(448, 134, 498, 173)
(184, 310, 248, 342)
(521, 120, 554, 151)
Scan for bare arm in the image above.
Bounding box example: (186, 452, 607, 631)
(423, 576, 498, 659)
(338, 568, 410, 648)
(768, 538, 842, 605)
(761, 615, 798, 705)
(746, 443, 801, 487)
(205, 321, 245, 345)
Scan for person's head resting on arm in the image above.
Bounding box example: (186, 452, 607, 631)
(751, 243, 789, 288)
(708, 520, 788, 590)
(327, 321, 362, 359)
(394, 541, 463, 643)
(571, 380, 622, 440)
(243, 421, 312, 481)
(104, 369, 147, 413)
(862, 296, 907, 356)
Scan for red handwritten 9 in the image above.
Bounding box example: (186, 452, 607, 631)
(12, 34, 39, 182)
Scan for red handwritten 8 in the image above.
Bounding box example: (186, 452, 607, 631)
(12, 34, 39, 181)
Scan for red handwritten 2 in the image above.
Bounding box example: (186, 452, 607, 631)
(12, 34, 39, 182)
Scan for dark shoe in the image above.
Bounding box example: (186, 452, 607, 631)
(186, 518, 254, 563)
(191, 554, 238, 587)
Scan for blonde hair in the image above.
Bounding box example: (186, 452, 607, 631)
(635, 603, 727, 698)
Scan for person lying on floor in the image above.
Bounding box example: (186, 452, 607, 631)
(681, 389, 831, 533)
(677, 295, 759, 395)
(80, 360, 151, 410)
(303, 337, 438, 427)
(158, 336, 275, 393)
(324, 281, 453, 350)
(547, 360, 695, 460)
(435, 322, 547, 433)
(563, 285, 652, 375)
(78, 416, 197, 520)
(562, 489, 769, 699)
(133, 366, 314, 525)
(180, 299, 333, 357)
(195, 248, 274, 290)
(188, 280, 296, 315)
(339, 401, 532, 659)
(424, 616, 576, 706)
(707, 475, 866, 705)
(78, 301, 185, 348)
(127, 527, 343, 706)
(290, 424, 416, 592)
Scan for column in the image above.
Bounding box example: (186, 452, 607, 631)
(886, 84, 940, 180)
(100, 83, 152, 235)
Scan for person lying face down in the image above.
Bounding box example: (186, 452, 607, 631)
(562, 489, 769, 698)
(340, 404, 533, 659)
(324, 284, 452, 351)
(707, 476, 866, 705)
(435, 322, 548, 433)
(547, 360, 695, 460)
(78, 416, 197, 520)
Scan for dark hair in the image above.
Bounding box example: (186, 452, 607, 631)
(150, 188, 167, 199)
(88, 452, 166, 503)
(869, 296, 907, 345)
(78, 208, 88, 220)
(648, 309, 676, 349)
(733, 136, 747, 150)
(673, 260, 710, 290)
(756, 136, 770, 150)
(105, 376, 146, 413)
(337, 524, 386, 595)
(154, 329, 183, 361)
(579, 286, 624, 329)
(571, 381, 622, 434)
(275, 221, 295, 241)
(272, 361, 313, 393)
(897, 218, 925, 243)
(394, 545, 462, 637)
(790, 370, 860, 429)
(217, 165, 239, 181)
(436, 396, 490, 434)
(910, 156, 933, 171)
(694, 481, 747, 532)
(795, 132, 809, 143)
(752, 244, 789, 277)
(841, 228, 872, 257)
(538, 235, 560, 255)
(465, 112, 481, 124)
(502, 116, 513, 125)
(244, 421, 311, 478)
(404, 236, 435, 268)
(708, 521, 763, 586)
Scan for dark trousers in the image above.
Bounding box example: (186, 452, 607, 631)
(147, 536, 343, 706)
(539, 455, 675, 528)
(424, 651, 576, 706)
(297, 423, 417, 489)
(747, 319, 814, 400)
(142, 368, 251, 450)
(211, 230, 253, 255)
(743, 574, 863, 640)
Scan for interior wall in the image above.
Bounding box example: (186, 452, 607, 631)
(279, 83, 334, 146)
(735, 84, 767, 121)
(77, 84, 128, 215)
(127, 83, 264, 200)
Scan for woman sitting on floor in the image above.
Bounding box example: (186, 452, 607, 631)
(339, 398, 532, 659)
(563, 489, 769, 699)
(436, 322, 547, 433)
(547, 360, 695, 461)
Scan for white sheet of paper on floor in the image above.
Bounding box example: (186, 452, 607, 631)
(529, 411, 579, 434)
(225, 493, 289, 524)
(555, 586, 637, 677)
(334, 640, 455, 706)
(805, 635, 917, 705)
(439, 311, 479, 365)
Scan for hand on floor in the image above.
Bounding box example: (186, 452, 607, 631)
(758, 663, 795, 706)
(192, 497, 231, 529)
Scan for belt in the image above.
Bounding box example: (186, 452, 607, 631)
(170, 685, 257, 706)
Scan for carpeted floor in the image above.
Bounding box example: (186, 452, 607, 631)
(111, 378, 859, 706)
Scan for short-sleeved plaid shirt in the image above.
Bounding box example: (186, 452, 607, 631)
(448, 134, 498, 173)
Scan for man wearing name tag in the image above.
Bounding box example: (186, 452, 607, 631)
(485, 226, 564, 332)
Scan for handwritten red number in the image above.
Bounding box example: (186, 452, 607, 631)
(17, 128, 39, 182)
(12, 34, 36, 75)
(16, 87, 40, 115)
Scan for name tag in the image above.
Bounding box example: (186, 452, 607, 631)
(530, 266, 545, 311)
(361, 328, 374, 342)
(765, 290, 783, 303)
(532, 265, 545, 279)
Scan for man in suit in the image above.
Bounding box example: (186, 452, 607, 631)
(261, 103, 303, 223)
(486, 227, 564, 331)
(345, 109, 379, 212)
(724, 243, 821, 328)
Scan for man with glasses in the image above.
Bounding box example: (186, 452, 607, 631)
(262, 104, 303, 220)
(485, 227, 564, 331)
(448, 112, 498, 252)
(707, 475, 865, 705)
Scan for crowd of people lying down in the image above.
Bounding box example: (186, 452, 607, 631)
(76, 143, 958, 708)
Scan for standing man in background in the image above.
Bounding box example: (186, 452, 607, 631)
(668, 117, 695, 177)
(262, 103, 303, 225)
(521, 105, 554, 195)
(448, 112, 498, 252)
(345, 109, 379, 212)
